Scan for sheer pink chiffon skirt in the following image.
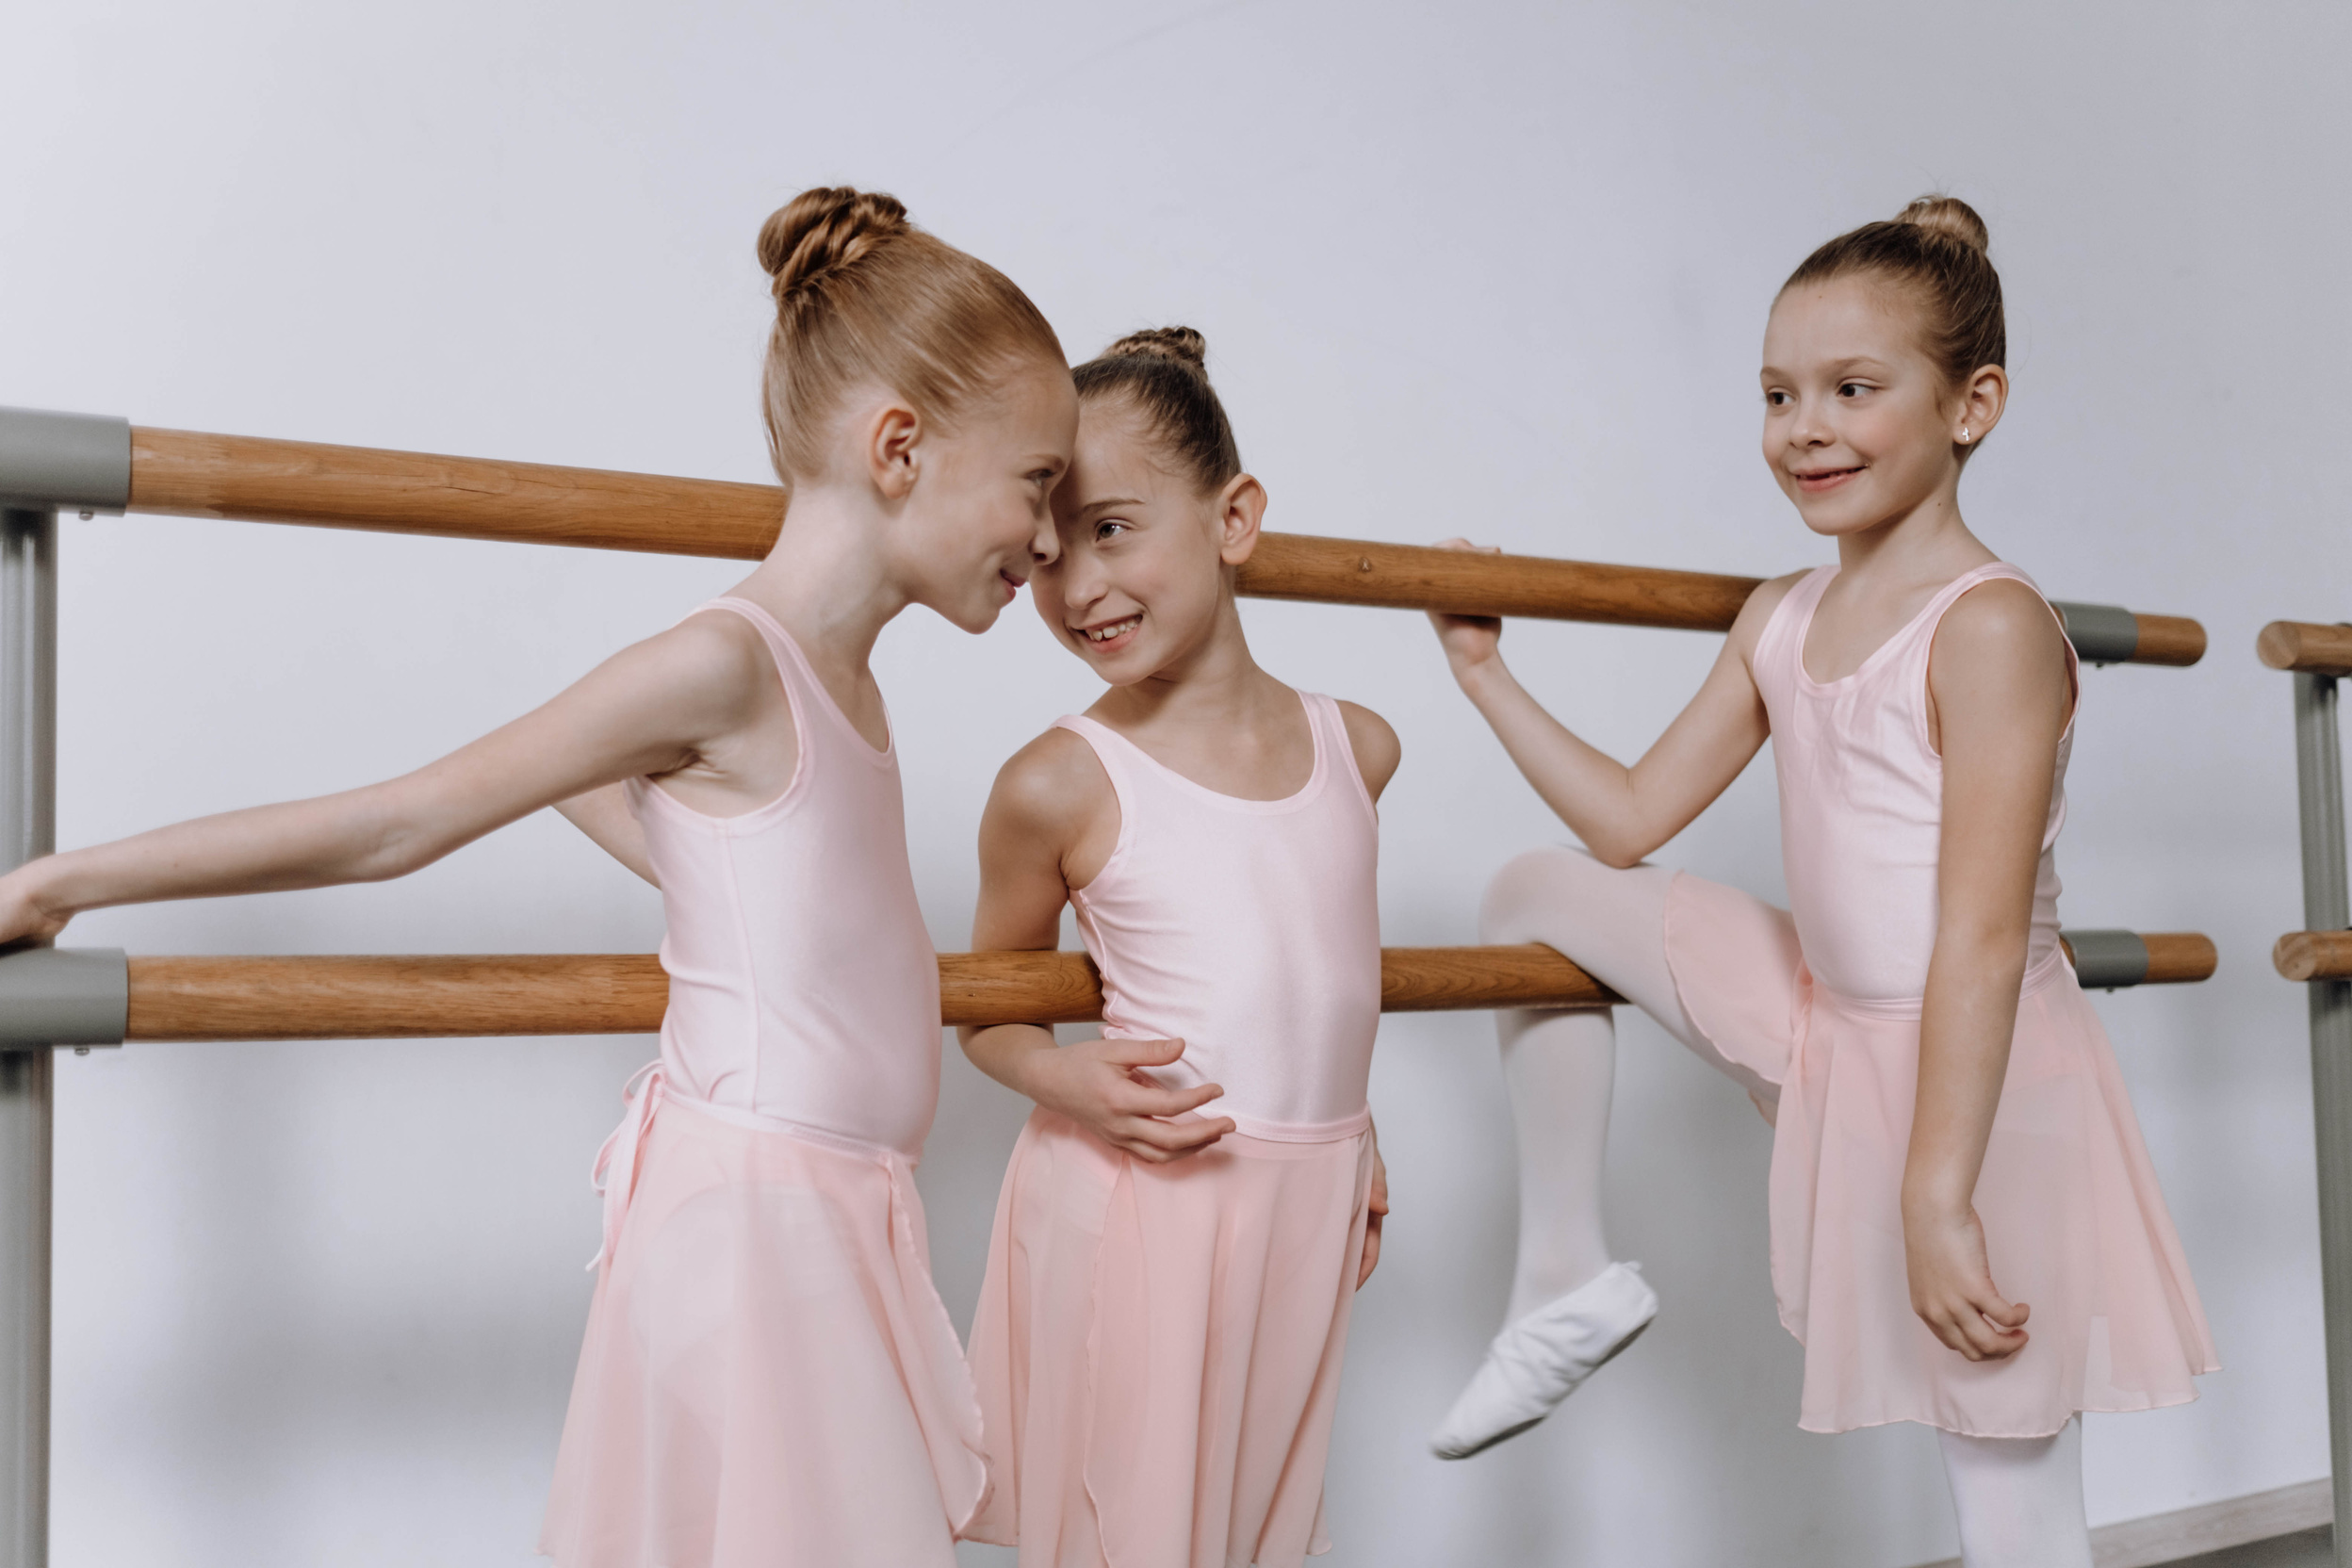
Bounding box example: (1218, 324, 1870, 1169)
(1662, 872, 2218, 1438)
(965, 1108, 1375, 1568)
(540, 1099, 985, 1568)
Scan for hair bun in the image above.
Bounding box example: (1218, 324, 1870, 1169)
(1105, 325, 1208, 370)
(1895, 194, 1990, 254)
(758, 187, 911, 304)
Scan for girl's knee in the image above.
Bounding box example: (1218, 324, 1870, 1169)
(1479, 845, 1602, 943)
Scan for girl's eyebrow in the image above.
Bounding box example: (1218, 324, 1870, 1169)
(1075, 496, 1146, 516)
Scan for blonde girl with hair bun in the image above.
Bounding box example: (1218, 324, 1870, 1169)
(959, 325, 1397, 1568)
(1426, 196, 2216, 1567)
(0, 186, 1078, 1568)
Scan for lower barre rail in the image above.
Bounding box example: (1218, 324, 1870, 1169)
(97, 933, 2212, 1042)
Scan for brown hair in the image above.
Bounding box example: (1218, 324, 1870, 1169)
(756, 187, 1065, 484)
(1783, 195, 2004, 431)
(1071, 326, 1242, 495)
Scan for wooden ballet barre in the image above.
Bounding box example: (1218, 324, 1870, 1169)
(100, 932, 2210, 1042)
(2276, 932, 2352, 983)
(96, 425, 2200, 658)
(2258, 621, 2352, 679)
(116, 947, 1620, 1040)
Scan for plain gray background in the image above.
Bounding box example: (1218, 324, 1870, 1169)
(5, 2, 2347, 1563)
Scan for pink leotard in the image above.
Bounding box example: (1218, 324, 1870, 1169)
(545, 596, 983, 1566)
(1769, 562, 2073, 1002)
(625, 597, 941, 1159)
(1057, 690, 1380, 1141)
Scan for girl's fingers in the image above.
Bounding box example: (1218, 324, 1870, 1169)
(1113, 1079, 1223, 1118)
(1101, 1035, 1185, 1068)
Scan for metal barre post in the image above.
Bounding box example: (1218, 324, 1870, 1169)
(2292, 668, 2352, 1566)
(0, 505, 57, 1568)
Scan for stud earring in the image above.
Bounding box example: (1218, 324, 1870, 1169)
(1959, 426, 1970, 443)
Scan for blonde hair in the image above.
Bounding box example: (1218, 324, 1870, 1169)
(756, 187, 1065, 483)
(1782, 195, 2004, 449)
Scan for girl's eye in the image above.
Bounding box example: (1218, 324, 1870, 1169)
(1838, 382, 1870, 399)
(1764, 390, 1790, 407)
(1095, 519, 1129, 542)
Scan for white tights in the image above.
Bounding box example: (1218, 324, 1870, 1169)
(1479, 847, 2093, 1568)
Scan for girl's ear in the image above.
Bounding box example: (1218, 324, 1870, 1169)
(861, 398, 924, 501)
(1952, 363, 2008, 449)
(1215, 473, 1267, 566)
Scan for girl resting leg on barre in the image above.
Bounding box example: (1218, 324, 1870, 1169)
(957, 327, 1396, 1568)
(1425, 197, 2215, 1567)
(0, 187, 1079, 1568)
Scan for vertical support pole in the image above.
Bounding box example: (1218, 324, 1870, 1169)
(0, 507, 54, 1568)
(2296, 671, 2352, 1564)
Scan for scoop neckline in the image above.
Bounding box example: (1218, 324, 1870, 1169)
(1071, 690, 1328, 814)
(1791, 563, 2014, 694)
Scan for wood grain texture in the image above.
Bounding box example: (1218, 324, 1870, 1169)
(2122, 613, 2205, 667)
(1234, 533, 1761, 630)
(125, 955, 671, 1039)
(2258, 620, 2352, 678)
(2139, 932, 2219, 984)
(1378, 944, 1622, 1010)
(129, 428, 785, 559)
(123, 946, 1622, 1040)
(119, 427, 2207, 658)
(2275, 930, 2352, 982)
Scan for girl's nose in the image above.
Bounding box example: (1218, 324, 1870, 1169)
(1029, 511, 1062, 566)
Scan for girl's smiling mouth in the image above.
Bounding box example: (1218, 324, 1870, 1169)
(1791, 465, 1863, 494)
(1075, 612, 1143, 653)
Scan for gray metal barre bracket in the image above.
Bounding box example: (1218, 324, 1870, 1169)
(2061, 928, 2149, 990)
(0, 408, 131, 517)
(0, 948, 126, 1050)
(2050, 601, 2139, 667)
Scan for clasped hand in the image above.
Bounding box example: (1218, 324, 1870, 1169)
(1021, 1035, 1235, 1164)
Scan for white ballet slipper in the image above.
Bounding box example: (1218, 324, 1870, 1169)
(1429, 1261, 1658, 1461)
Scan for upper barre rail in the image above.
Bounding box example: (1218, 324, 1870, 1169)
(0, 932, 2219, 1045)
(2261, 622, 2352, 679)
(0, 411, 2207, 661)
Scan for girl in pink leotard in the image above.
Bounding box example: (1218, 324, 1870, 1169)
(0, 187, 1078, 1568)
(1425, 198, 2214, 1566)
(957, 327, 1397, 1568)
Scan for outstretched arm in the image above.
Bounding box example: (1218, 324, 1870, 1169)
(1429, 546, 1797, 866)
(0, 616, 767, 941)
(1903, 580, 2073, 1362)
(556, 783, 660, 888)
(958, 730, 1235, 1164)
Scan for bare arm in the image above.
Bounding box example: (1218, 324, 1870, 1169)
(0, 616, 771, 941)
(957, 731, 1235, 1164)
(1903, 580, 2073, 1362)
(556, 783, 660, 888)
(1333, 702, 1398, 1283)
(1429, 544, 1798, 866)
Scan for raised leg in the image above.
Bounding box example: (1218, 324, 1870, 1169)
(1430, 848, 1738, 1459)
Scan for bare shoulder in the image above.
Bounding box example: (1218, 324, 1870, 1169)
(1932, 578, 2069, 679)
(986, 727, 1115, 838)
(632, 611, 777, 708)
(1726, 569, 1812, 649)
(1335, 699, 1403, 801)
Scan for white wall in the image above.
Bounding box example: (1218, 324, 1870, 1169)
(5, 2, 2347, 1562)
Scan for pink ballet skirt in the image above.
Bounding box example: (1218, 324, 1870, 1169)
(964, 1109, 1377, 1567)
(539, 1085, 987, 1568)
(1663, 874, 2219, 1437)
